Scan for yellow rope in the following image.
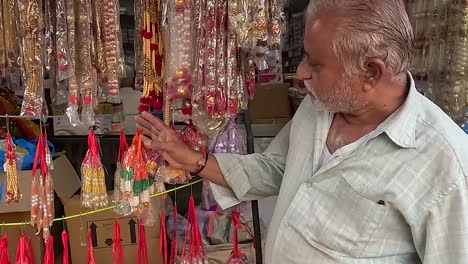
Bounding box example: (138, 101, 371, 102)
(0, 179, 203, 227)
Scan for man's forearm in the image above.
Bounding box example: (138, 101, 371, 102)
(198, 154, 229, 188)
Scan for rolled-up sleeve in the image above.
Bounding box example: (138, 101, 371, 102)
(210, 121, 291, 209)
(411, 176, 468, 263)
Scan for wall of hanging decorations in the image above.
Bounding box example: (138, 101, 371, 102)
(407, 0, 468, 131)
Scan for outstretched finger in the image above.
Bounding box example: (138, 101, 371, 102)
(141, 111, 168, 132)
(141, 134, 169, 152)
(136, 123, 158, 140)
(135, 116, 160, 136)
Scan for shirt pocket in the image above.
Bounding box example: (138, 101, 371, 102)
(286, 176, 386, 258)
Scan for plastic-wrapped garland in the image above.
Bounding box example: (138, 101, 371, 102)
(267, 0, 284, 61)
(134, 0, 144, 91)
(4, 132, 19, 204)
(78, 0, 97, 128)
(214, 0, 228, 116)
(0, 4, 6, 79)
(65, 0, 81, 126)
(56, 0, 73, 81)
(229, 0, 254, 49)
(133, 132, 155, 225)
(139, 0, 164, 113)
(167, 0, 195, 99)
(181, 196, 208, 264)
(119, 134, 139, 216)
(81, 130, 108, 209)
(114, 129, 128, 208)
(18, 0, 45, 117)
(92, 0, 109, 93)
(44, 0, 54, 73)
(30, 133, 54, 240)
(3, 0, 21, 92)
(104, 0, 122, 103)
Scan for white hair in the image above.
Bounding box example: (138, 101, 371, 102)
(307, 0, 414, 80)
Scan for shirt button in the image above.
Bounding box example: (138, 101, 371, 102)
(305, 182, 313, 188)
(282, 222, 290, 230)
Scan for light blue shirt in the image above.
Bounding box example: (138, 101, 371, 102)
(211, 74, 468, 263)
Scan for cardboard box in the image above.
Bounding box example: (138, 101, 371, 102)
(248, 83, 291, 125)
(64, 194, 163, 264)
(0, 156, 81, 263)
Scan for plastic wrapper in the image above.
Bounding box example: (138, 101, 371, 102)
(103, 0, 122, 103)
(209, 119, 246, 155)
(119, 132, 154, 225)
(267, 0, 284, 63)
(44, 0, 54, 73)
(229, 0, 255, 49)
(65, 0, 81, 126)
(3, 0, 21, 93)
(91, 0, 109, 101)
(81, 130, 108, 209)
(181, 121, 208, 153)
(139, 0, 164, 112)
(134, 0, 144, 91)
(113, 129, 128, 209)
(78, 0, 97, 128)
(0, 4, 6, 80)
(30, 133, 54, 241)
(18, 0, 45, 117)
(167, 0, 196, 99)
(56, 0, 73, 81)
(118, 135, 137, 216)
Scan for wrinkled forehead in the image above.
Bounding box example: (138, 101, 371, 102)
(304, 12, 341, 63)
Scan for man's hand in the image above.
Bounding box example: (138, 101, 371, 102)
(134, 112, 202, 172)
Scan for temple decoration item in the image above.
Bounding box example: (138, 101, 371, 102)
(78, 0, 97, 128)
(18, 0, 45, 117)
(81, 130, 108, 209)
(3, 0, 21, 93)
(65, 0, 81, 126)
(114, 129, 128, 207)
(138, 0, 164, 112)
(56, 0, 73, 81)
(167, 0, 196, 100)
(30, 133, 54, 240)
(103, 0, 123, 103)
(4, 132, 19, 204)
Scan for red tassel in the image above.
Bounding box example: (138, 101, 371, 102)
(62, 231, 69, 264)
(43, 237, 54, 264)
(136, 220, 148, 264)
(182, 196, 206, 262)
(169, 202, 178, 264)
(112, 220, 123, 264)
(15, 234, 32, 264)
(159, 211, 167, 264)
(0, 235, 10, 264)
(87, 229, 96, 264)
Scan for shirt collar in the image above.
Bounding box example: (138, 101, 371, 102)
(380, 71, 420, 148)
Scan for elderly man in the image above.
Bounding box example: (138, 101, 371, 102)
(135, 0, 468, 263)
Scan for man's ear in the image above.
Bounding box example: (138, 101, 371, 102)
(362, 58, 385, 92)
